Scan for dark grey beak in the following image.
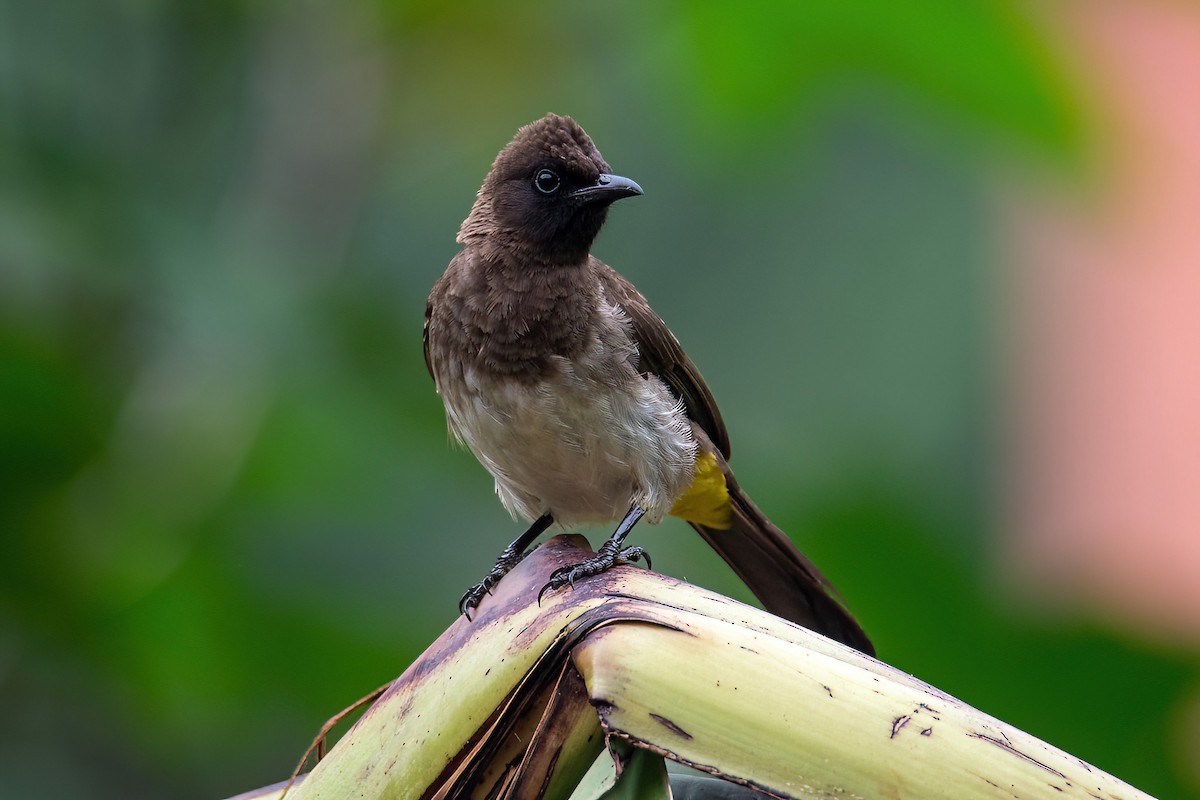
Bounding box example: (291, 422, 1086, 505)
(570, 173, 644, 204)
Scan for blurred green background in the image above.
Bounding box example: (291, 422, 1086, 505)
(1, 1, 1196, 798)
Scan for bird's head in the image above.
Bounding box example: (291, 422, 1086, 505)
(458, 114, 642, 264)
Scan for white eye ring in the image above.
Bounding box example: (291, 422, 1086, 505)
(533, 169, 561, 195)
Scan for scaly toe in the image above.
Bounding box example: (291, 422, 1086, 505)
(619, 546, 650, 570)
(459, 579, 495, 619)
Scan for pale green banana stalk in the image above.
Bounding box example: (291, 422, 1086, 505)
(227, 535, 1155, 800)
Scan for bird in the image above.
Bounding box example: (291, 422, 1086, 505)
(423, 113, 872, 655)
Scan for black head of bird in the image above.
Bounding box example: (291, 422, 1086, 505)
(458, 113, 643, 265)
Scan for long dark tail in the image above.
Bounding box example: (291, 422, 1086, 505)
(690, 468, 874, 656)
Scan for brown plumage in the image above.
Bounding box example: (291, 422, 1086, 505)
(424, 114, 872, 655)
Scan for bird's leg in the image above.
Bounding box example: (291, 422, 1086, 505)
(460, 513, 554, 619)
(539, 505, 650, 603)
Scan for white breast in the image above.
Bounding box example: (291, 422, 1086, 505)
(437, 305, 697, 526)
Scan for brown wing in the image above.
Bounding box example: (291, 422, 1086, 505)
(424, 250, 464, 385)
(595, 259, 731, 459)
(423, 298, 435, 381)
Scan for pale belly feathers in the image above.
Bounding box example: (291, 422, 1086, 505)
(437, 329, 697, 526)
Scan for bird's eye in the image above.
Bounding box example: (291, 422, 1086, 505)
(533, 168, 561, 195)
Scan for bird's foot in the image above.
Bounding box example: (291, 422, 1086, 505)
(459, 546, 529, 620)
(537, 539, 651, 604)
(459, 514, 556, 621)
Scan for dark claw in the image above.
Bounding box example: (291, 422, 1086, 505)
(460, 544, 535, 620)
(536, 544, 652, 605)
(460, 566, 508, 619)
(537, 564, 577, 606)
(622, 546, 649, 571)
(459, 514, 555, 622)
(459, 584, 488, 620)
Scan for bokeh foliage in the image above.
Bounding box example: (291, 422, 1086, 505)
(0, 1, 1193, 798)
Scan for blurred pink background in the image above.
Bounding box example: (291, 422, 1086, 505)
(1008, 0, 1200, 645)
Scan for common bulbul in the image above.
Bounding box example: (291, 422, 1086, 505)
(424, 114, 872, 655)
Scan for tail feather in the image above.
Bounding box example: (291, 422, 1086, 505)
(690, 470, 874, 656)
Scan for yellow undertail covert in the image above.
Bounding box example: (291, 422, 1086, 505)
(669, 450, 732, 529)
